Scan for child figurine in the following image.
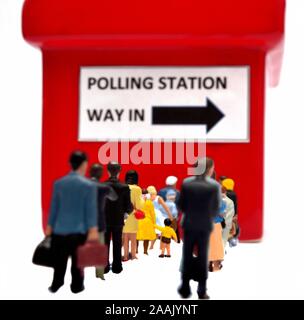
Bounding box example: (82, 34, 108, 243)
(155, 218, 177, 258)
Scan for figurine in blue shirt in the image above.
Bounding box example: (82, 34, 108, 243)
(45, 151, 99, 294)
(158, 175, 180, 204)
(164, 189, 180, 238)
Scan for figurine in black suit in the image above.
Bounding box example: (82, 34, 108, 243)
(177, 157, 221, 300)
(104, 162, 133, 274)
(89, 163, 117, 280)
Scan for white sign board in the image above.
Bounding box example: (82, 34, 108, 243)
(79, 67, 250, 142)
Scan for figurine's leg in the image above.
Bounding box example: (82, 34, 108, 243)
(159, 241, 165, 257)
(136, 240, 139, 254)
(122, 233, 129, 261)
(166, 244, 171, 257)
(143, 240, 149, 254)
(130, 233, 137, 259)
(150, 239, 156, 250)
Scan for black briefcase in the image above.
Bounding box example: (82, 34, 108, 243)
(32, 236, 55, 268)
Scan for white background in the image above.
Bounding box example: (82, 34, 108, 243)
(0, 0, 303, 300)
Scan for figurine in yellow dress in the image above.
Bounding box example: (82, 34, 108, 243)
(122, 171, 145, 260)
(136, 189, 157, 254)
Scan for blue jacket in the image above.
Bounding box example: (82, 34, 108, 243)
(48, 172, 98, 235)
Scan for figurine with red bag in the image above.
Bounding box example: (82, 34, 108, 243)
(122, 170, 145, 261)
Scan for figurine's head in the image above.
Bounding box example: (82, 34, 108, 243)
(219, 176, 227, 184)
(147, 186, 157, 200)
(164, 218, 172, 227)
(125, 170, 139, 185)
(194, 157, 215, 177)
(107, 161, 122, 178)
(165, 176, 178, 188)
(89, 163, 103, 181)
(69, 151, 88, 176)
(222, 178, 235, 191)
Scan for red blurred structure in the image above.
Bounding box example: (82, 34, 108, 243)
(22, 0, 285, 241)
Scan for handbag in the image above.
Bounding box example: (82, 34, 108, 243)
(32, 236, 54, 268)
(134, 209, 145, 220)
(77, 241, 108, 269)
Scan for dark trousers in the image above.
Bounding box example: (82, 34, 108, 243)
(172, 218, 181, 243)
(51, 234, 86, 291)
(105, 225, 123, 271)
(181, 229, 210, 295)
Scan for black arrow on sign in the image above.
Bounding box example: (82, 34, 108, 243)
(152, 98, 225, 133)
